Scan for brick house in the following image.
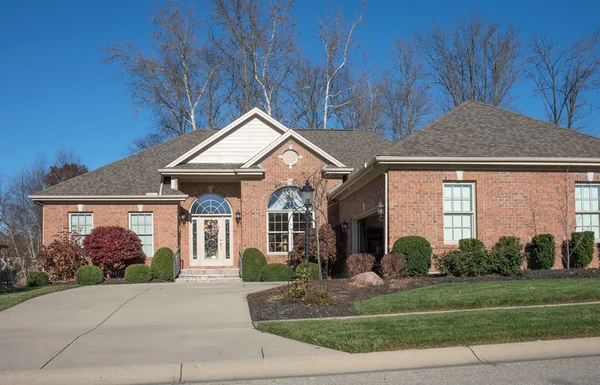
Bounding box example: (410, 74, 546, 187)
(31, 101, 600, 279)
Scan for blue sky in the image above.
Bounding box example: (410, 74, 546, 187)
(1, 0, 599, 177)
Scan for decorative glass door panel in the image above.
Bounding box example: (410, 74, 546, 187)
(191, 217, 232, 266)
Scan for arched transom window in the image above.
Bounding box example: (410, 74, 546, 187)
(190, 194, 232, 215)
(267, 187, 310, 253)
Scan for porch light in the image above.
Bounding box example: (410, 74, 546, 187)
(300, 180, 315, 209)
(377, 201, 384, 222)
(341, 220, 348, 231)
(235, 210, 242, 223)
(179, 211, 188, 223)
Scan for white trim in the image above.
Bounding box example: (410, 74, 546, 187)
(68, 212, 94, 240)
(375, 156, 600, 167)
(166, 108, 289, 168)
(158, 168, 265, 177)
(443, 182, 476, 244)
(190, 216, 234, 266)
(384, 172, 389, 255)
(29, 195, 188, 202)
(588, 172, 595, 182)
(241, 130, 346, 168)
(574, 183, 600, 241)
(266, 209, 314, 255)
(129, 212, 154, 257)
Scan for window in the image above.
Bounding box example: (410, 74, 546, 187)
(575, 184, 600, 240)
(129, 213, 154, 256)
(443, 183, 475, 243)
(190, 194, 231, 215)
(267, 187, 310, 253)
(69, 213, 93, 244)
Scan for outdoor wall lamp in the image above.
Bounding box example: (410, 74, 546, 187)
(377, 201, 385, 222)
(235, 210, 242, 224)
(341, 220, 348, 231)
(179, 210, 188, 223)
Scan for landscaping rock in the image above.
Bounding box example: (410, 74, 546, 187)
(350, 272, 384, 286)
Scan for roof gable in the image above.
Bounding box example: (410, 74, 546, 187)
(387, 100, 600, 158)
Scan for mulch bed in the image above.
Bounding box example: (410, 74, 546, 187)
(247, 268, 600, 321)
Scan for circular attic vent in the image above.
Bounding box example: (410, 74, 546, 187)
(282, 150, 299, 166)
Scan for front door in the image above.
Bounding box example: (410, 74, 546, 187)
(191, 217, 232, 266)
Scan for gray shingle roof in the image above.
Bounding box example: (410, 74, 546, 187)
(386, 100, 600, 158)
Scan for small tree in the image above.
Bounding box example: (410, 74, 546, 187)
(288, 224, 337, 277)
(37, 232, 87, 281)
(83, 226, 143, 277)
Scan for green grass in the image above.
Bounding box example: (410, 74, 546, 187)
(0, 285, 77, 311)
(257, 304, 600, 353)
(354, 278, 600, 315)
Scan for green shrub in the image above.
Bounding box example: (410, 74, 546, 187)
(459, 238, 485, 254)
(151, 247, 174, 281)
(242, 248, 267, 282)
(491, 236, 527, 276)
(75, 266, 104, 285)
(260, 263, 294, 282)
(531, 234, 555, 269)
(435, 250, 492, 277)
(571, 231, 595, 268)
(392, 236, 432, 276)
(125, 264, 152, 283)
(26, 272, 49, 287)
(296, 261, 320, 280)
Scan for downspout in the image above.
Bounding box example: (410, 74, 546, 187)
(384, 172, 389, 255)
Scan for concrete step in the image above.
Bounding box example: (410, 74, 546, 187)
(176, 267, 241, 283)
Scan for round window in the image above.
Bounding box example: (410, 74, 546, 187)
(282, 150, 299, 166)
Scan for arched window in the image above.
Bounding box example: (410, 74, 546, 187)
(267, 187, 310, 253)
(190, 194, 232, 215)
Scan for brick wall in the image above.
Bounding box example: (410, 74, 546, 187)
(387, 169, 600, 269)
(43, 202, 179, 260)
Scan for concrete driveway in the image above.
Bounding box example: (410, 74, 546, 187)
(0, 282, 340, 371)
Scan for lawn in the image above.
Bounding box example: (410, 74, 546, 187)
(354, 278, 600, 315)
(257, 304, 600, 353)
(0, 285, 77, 311)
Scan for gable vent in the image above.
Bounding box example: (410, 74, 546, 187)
(282, 150, 299, 166)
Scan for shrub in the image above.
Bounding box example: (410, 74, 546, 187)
(392, 236, 432, 276)
(571, 231, 595, 268)
(37, 233, 86, 281)
(289, 224, 337, 269)
(296, 261, 320, 280)
(151, 247, 174, 281)
(459, 238, 485, 254)
(26, 272, 49, 287)
(531, 234, 555, 269)
(380, 253, 406, 278)
(491, 236, 527, 276)
(83, 226, 143, 277)
(75, 265, 104, 285)
(346, 253, 375, 277)
(435, 250, 493, 277)
(260, 263, 294, 282)
(242, 248, 267, 282)
(125, 264, 152, 283)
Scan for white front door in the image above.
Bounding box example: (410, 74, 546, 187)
(191, 217, 233, 266)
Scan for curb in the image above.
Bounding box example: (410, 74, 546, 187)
(1, 337, 599, 385)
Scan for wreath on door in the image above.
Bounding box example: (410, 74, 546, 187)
(204, 220, 219, 238)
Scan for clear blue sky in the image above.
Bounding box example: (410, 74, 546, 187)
(1, 0, 599, 176)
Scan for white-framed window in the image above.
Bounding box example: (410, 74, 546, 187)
(69, 213, 93, 244)
(443, 183, 475, 243)
(129, 213, 154, 257)
(575, 184, 600, 240)
(267, 187, 312, 253)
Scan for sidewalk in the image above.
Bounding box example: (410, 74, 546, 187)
(1, 337, 599, 385)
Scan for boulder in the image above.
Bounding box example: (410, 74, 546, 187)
(350, 271, 383, 286)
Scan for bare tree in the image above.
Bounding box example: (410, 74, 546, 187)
(525, 30, 600, 129)
(288, 59, 326, 128)
(103, 0, 220, 151)
(209, 0, 298, 119)
(415, 13, 521, 110)
(380, 39, 432, 140)
(318, 1, 365, 129)
(337, 69, 385, 133)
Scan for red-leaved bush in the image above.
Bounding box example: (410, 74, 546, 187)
(289, 224, 337, 265)
(380, 253, 407, 279)
(346, 253, 375, 277)
(37, 232, 87, 281)
(83, 226, 143, 277)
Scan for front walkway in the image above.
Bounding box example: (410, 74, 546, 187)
(0, 282, 341, 371)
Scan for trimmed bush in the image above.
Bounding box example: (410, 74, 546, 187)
(392, 236, 432, 276)
(380, 253, 406, 279)
(83, 226, 143, 277)
(242, 248, 267, 282)
(459, 238, 485, 254)
(26, 272, 49, 287)
(531, 234, 555, 269)
(125, 264, 152, 283)
(296, 261, 320, 280)
(151, 247, 174, 281)
(571, 231, 595, 268)
(260, 263, 294, 282)
(37, 233, 86, 281)
(436, 250, 493, 277)
(75, 265, 104, 285)
(346, 253, 375, 277)
(491, 236, 527, 276)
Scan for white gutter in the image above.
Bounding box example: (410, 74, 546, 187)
(29, 194, 189, 202)
(322, 167, 354, 176)
(158, 168, 265, 176)
(375, 156, 600, 167)
(384, 171, 389, 255)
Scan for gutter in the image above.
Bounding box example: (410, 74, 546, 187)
(158, 168, 265, 176)
(29, 194, 189, 202)
(375, 156, 600, 167)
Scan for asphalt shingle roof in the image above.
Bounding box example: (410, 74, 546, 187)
(386, 100, 600, 158)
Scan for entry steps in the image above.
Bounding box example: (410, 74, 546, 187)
(175, 268, 241, 282)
